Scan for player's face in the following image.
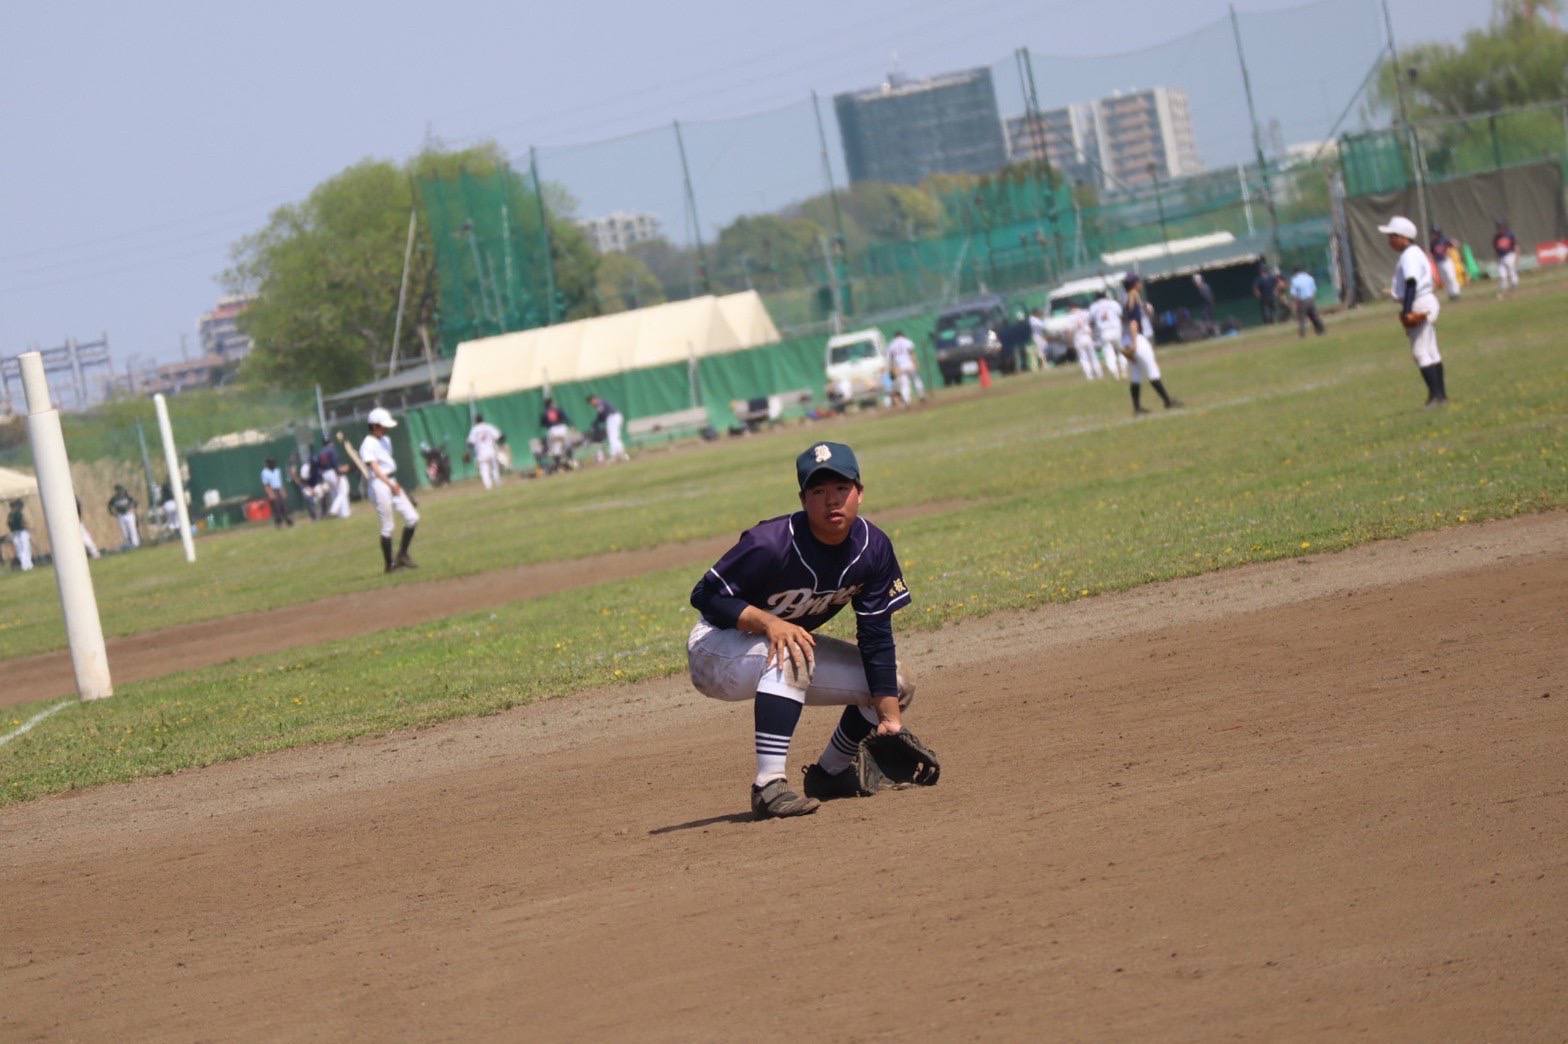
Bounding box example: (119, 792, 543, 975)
(1387, 233, 1410, 252)
(800, 476, 862, 545)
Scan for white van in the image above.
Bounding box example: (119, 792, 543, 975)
(824, 329, 889, 410)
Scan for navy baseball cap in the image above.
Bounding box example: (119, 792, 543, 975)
(796, 442, 860, 489)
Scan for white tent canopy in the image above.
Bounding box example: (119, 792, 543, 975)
(446, 291, 781, 402)
(0, 466, 40, 501)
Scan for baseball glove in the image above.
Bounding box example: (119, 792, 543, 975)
(1400, 310, 1429, 329)
(855, 728, 941, 790)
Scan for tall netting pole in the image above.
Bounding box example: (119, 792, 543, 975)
(674, 121, 712, 295)
(1379, 0, 1432, 237)
(1230, 3, 1283, 263)
(529, 147, 558, 324)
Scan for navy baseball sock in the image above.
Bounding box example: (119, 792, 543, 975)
(1151, 379, 1173, 407)
(1130, 383, 1144, 410)
(1431, 362, 1447, 400)
(753, 692, 803, 787)
(380, 536, 394, 569)
(817, 704, 877, 775)
(398, 524, 417, 557)
(1419, 364, 1439, 401)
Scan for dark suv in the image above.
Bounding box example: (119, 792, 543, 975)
(931, 295, 1026, 385)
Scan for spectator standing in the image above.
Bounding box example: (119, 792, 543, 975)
(586, 395, 628, 463)
(7, 498, 32, 571)
(1492, 220, 1520, 297)
(289, 454, 319, 521)
(1192, 273, 1216, 327)
(1289, 266, 1326, 337)
(466, 412, 507, 488)
(260, 457, 294, 529)
(317, 435, 351, 519)
(1252, 263, 1279, 324)
(108, 484, 140, 550)
(1429, 226, 1462, 300)
(885, 330, 926, 406)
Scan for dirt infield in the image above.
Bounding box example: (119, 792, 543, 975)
(3, 512, 1565, 1041)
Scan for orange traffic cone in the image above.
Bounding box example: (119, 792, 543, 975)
(978, 357, 992, 389)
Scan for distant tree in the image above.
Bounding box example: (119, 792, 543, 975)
(623, 237, 701, 299)
(226, 143, 599, 392)
(713, 214, 827, 291)
(595, 251, 666, 313)
(225, 159, 427, 391)
(1374, 0, 1568, 118)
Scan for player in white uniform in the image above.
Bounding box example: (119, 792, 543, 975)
(466, 413, 506, 489)
(1069, 305, 1101, 380)
(360, 407, 420, 572)
(1379, 215, 1448, 408)
(885, 330, 925, 406)
(1121, 275, 1182, 416)
(1028, 309, 1049, 369)
(1087, 292, 1127, 379)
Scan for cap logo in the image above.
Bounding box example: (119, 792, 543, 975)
(814, 444, 832, 463)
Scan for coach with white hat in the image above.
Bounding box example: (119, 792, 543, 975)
(360, 407, 421, 572)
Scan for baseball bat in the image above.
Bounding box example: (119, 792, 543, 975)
(338, 431, 417, 506)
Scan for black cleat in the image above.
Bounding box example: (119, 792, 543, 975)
(802, 763, 869, 801)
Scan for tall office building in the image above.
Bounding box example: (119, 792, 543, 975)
(1007, 86, 1202, 193)
(835, 68, 1008, 187)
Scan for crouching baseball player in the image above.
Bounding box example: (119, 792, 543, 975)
(360, 407, 420, 572)
(687, 441, 938, 821)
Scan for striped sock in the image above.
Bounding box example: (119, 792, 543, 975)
(754, 692, 804, 786)
(816, 705, 877, 775)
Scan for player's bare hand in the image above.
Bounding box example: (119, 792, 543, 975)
(871, 694, 902, 734)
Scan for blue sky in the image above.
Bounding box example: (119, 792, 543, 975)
(1, 0, 1490, 377)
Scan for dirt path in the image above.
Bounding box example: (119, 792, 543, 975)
(3, 511, 1565, 1041)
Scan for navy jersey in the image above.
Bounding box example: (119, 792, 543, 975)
(692, 511, 910, 695)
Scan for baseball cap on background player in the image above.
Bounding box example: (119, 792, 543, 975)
(367, 407, 398, 429)
(1377, 216, 1419, 239)
(796, 442, 860, 490)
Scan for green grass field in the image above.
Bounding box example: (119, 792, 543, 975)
(2, 281, 1563, 804)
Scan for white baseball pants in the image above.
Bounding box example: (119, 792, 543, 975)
(1126, 335, 1162, 384)
(687, 619, 913, 709)
(1406, 293, 1442, 368)
(369, 477, 419, 538)
(117, 512, 140, 548)
(476, 454, 500, 489)
(1075, 335, 1102, 379)
(1497, 251, 1518, 291)
(12, 529, 32, 570)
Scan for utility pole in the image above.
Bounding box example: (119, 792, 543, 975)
(1230, 4, 1283, 263)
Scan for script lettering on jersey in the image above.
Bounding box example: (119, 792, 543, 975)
(767, 584, 864, 620)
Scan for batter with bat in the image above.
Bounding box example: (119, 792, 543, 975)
(1378, 215, 1449, 409)
(686, 441, 939, 821)
(353, 407, 420, 572)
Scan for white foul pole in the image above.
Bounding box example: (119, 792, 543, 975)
(153, 394, 195, 563)
(20, 352, 112, 701)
